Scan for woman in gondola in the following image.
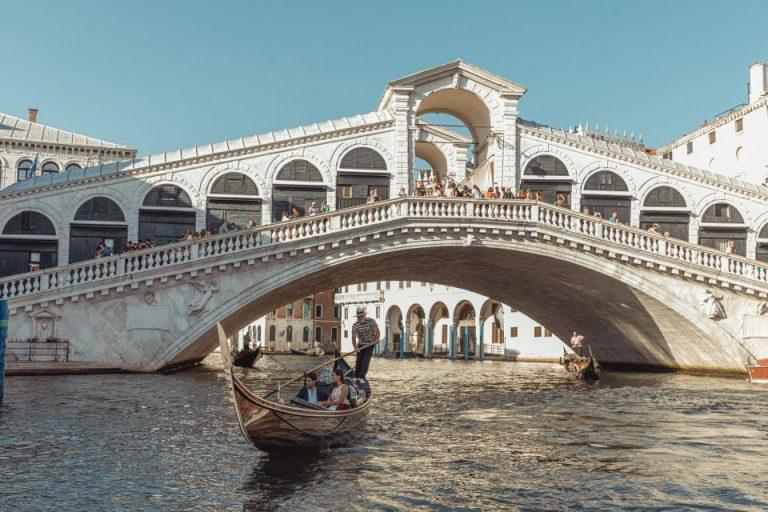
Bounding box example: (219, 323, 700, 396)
(318, 369, 350, 411)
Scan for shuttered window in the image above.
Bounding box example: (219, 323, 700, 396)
(584, 171, 629, 192)
(643, 186, 687, 208)
(210, 173, 259, 195)
(276, 160, 323, 181)
(143, 185, 193, 208)
(702, 203, 744, 224)
(2, 211, 56, 236)
(523, 155, 569, 177)
(340, 148, 387, 170)
(74, 197, 126, 222)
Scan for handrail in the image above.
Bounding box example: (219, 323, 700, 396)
(2, 197, 768, 302)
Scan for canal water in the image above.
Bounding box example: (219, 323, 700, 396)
(1, 357, 767, 511)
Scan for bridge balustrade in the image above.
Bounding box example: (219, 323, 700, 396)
(2, 197, 768, 302)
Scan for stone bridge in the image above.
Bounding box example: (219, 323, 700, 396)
(2, 197, 768, 373)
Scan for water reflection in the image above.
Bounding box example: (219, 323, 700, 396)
(1, 357, 767, 511)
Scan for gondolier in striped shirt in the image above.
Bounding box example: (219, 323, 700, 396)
(351, 307, 379, 380)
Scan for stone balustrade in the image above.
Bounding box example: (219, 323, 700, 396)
(3, 197, 768, 303)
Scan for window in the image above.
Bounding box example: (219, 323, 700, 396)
(736, 147, 742, 163)
(269, 326, 276, 342)
(333, 306, 340, 319)
(286, 326, 293, 342)
(544, 328, 552, 337)
(340, 147, 387, 170)
(344, 330, 349, 338)
(662, 152, 672, 160)
(406, 281, 412, 288)
(344, 308, 349, 320)
(642, 186, 686, 208)
(584, 171, 628, 192)
(399, 282, 404, 289)
(275, 159, 323, 181)
(256, 326, 261, 341)
(708, 131, 716, 144)
(315, 327, 322, 342)
(331, 328, 338, 341)
(65, 163, 82, 172)
(376, 306, 381, 318)
(534, 326, 542, 337)
(16, 159, 33, 181)
(686, 142, 693, 154)
(303, 303, 311, 318)
(303, 327, 310, 343)
(735, 118, 743, 132)
(342, 185, 353, 198)
(143, 185, 193, 208)
(210, 172, 259, 195)
(442, 325, 448, 343)
(386, 281, 391, 290)
(509, 327, 518, 338)
(315, 305, 323, 318)
(41, 162, 59, 175)
(361, 283, 367, 292)
(421, 282, 426, 287)
(524, 155, 569, 177)
(286, 303, 294, 317)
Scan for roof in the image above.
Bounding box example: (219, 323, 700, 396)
(0, 109, 395, 196)
(0, 111, 131, 150)
(378, 60, 527, 110)
(518, 118, 768, 197)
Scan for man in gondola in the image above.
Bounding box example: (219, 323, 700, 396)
(351, 307, 379, 380)
(296, 372, 328, 405)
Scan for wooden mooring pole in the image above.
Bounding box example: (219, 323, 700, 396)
(0, 300, 7, 402)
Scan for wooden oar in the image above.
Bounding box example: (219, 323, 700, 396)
(263, 341, 378, 398)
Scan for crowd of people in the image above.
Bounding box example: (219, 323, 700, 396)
(405, 180, 572, 207)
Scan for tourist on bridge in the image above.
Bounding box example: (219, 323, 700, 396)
(608, 211, 619, 224)
(296, 372, 328, 405)
(351, 307, 380, 380)
(308, 202, 321, 215)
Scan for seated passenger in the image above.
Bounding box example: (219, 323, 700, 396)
(318, 369, 350, 411)
(296, 372, 328, 405)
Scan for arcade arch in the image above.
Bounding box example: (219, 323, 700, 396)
(520, 155, 573, 206)
(640, 186, 690, 240)
(336, 147, 390, 209)
(429, 301, 450, 356)
(757, 223, 768, 262)
(479, 299, 505, 355)
(139, 184, 196, 245)
(698, 202, 748, 256)
(405, 304, 426, 355)
(453, 300, 476, 358)
(581, 170, 632, 223)
(69, 197, 128, 263)
(205, 172, 262, 232)
(0, 211, 58, 276)
(385, 305, 403, 355)
(272, 159, 326, 221)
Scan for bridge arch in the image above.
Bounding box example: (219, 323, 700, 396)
(384, 305, 404, 355)
(428, 301, 450, 356)
(452, 300, 477, 358)
(520, 151, 575, 206)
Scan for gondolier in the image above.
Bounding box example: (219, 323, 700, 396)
(351, 307, 379, 380)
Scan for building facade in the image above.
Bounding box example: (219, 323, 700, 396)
(658, 61, 768, 186)
(334, 281, 568, 361)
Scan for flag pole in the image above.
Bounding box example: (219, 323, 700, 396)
(0, 300, 8, 403)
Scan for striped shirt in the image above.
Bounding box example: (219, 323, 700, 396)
(352, 318, 378, 347)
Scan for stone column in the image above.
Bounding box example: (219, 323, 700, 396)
(463, 325, 470, 360)
(401, 319, 408, 359)
(500, 93, 521, 190)
(392, 87, 415, 195)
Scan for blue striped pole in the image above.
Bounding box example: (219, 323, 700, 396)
(463, 326, 469, 360)
(449, 325, 456, 360)
(426, 322, 432, 359)
(0, 300, 7, 403)
(384, 325, 390, 355)
(478, 324, 484, 361)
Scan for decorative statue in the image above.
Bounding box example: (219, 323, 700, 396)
(700, 290, 726, 320)
(187, 279, 221, 316)
(756, 300, 768, 316)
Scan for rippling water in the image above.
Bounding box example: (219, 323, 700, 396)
(2, 357, 768, 511)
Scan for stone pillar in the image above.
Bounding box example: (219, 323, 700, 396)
(500, 93, 521, 190)
(463, 326, 470, 360)
(392, 87, 415, 195)
(401, 319, 408, 359)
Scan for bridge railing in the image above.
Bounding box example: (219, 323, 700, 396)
(2, 197, 768, 302)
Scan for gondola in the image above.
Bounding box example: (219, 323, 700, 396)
(290, 347, 323, 357)
(232, 345, 262, 368)
(560, 348, 602, 381)
(218, 323, 372, 452)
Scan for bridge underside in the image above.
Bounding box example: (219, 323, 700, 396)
(172, 245, 738, 373)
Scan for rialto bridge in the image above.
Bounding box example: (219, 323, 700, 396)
(3, 60, 768, 372)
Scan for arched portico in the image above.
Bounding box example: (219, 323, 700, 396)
(385, 305, 403, 356)
(405, 304, 426, 357)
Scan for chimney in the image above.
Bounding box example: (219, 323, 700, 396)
(749, 61, 768, 103)
(28, 108, 38, 123)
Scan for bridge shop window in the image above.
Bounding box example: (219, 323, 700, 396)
(581, 170, 632, 224)
(41, 161, 60, 175)
(337, 147, 390, 210)
(0, 211, 58, 277)
(206, 172, 262, 233)
(698, 202, 747, 256)
(69, 197, 128, 264)
(756, 224, 768, 263)
(139, 185, 196, 245)
(272, 160, 327, 221)
(16, 159, 34, 181)
(65, 163, 83, 172)
(520, 155, 572, 207)
(640, 186, 690, 241)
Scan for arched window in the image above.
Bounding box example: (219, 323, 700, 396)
(41, 162, 59, 175)
(210, 172, 259, 195)
(269, 325, 276, 342)
(0, 211, 58, 276)
(65, 163, 82, 172)
(699, 203, 746, 256)
(3, 211, 56, 236)
(303, 327, 310, 343)
(523, 155, 569, 177)
(74, 198, 126, 222)
(286, 326, 293, 342)
(640, 187, 689, 240)
(206, 173, 261, 232)
(702, 203, 744, 224)
(256, 325, 262, 342)
(583, 171, 629, 192)
(340, 148, 387, 170)
(16, 159, 33, 181)
(275, 160, 323, 182)
(643, 186, 686, 208)
(143, 185, 193, 208)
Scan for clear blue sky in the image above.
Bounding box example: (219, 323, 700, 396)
(2, 0, 766, 156)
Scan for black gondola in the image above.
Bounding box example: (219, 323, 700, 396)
(233, 345, 262, 368)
